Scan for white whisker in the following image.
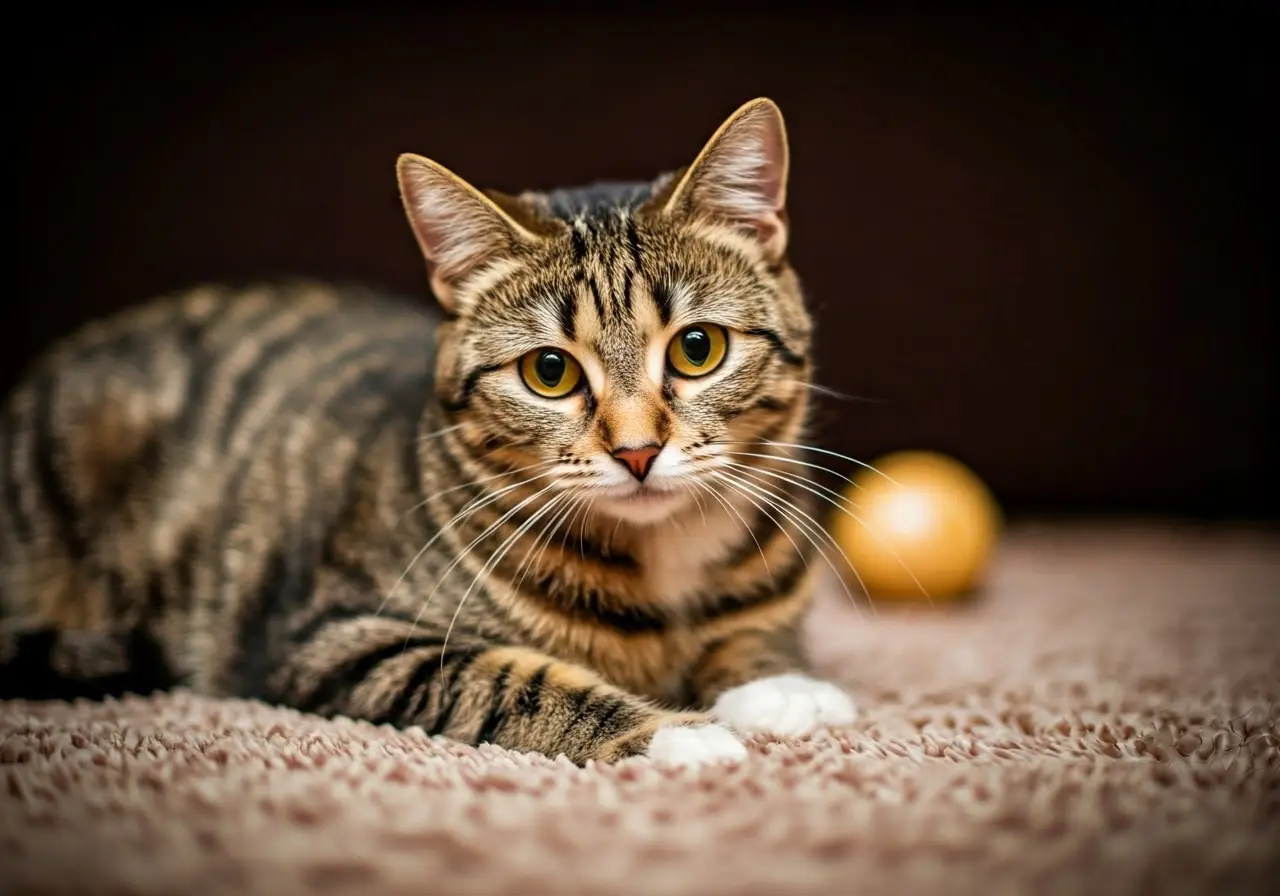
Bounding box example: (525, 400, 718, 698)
(690, 477, 772, 580)
(712, 440, 902, 487)
(560, 492, 594, 558)
(716, 451, 859, 488)
(759, 441, 902, 485)
(377, 467, 561, 619)
(395, 481, 559, 633)
(514, 490, 586, 592)
(709, 472, 812, 574)
(440, 490, 571, 671)
(723, 459, 852, 508)
(416, 422, 466, 443)
(685, 482, 708, 527)
(791, 381, 885, 403)
(579, 495, 602, 559)
(712, 469, 873, 616)
(400, 459, 557, 521)
(607, 515, 623, 554)
(724, 460, 932, 603)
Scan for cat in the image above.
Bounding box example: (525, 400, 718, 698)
(0, 98, 856, 766)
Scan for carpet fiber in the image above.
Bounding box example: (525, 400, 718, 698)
(3, 523, 1278, 895)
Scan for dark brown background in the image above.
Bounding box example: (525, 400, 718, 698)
(13, 8, 1276, 520)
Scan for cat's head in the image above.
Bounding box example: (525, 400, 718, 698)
(398, 98, 813, 525)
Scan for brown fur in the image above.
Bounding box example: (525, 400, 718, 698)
(0, 99, 826, 764)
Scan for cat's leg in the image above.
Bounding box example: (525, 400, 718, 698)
(689, 629, 857, 737)
(273, 617, 746, 767)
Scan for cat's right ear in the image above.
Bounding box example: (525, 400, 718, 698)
(396, 154, 540, 311)
(658, 98, 790, 263)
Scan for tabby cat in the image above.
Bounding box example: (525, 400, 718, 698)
(0, 98, 856, 766)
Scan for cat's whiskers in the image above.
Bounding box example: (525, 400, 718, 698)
(710, 470, 808, 579)
(712, 439, 929, 604)
(556, 492, 592, 559)
(684, 481, 708, 527)
(416, 422, 466, 444)
(722, 460, 932, 604)
(440, 488, 574, 670)
(687, 477, 773, 580)
(784, 381, 884, 403)
(744, 440, 904, 486)
(722, 459, 854, 509)
(711, 468, 873, 617)
(378, 471, 559, 620)
(607, 515, 624, 554)
(514, 492, 580, 588)
(713, 449, 860, 488)
(403, 481, 562, 648)
(715, 465, 863, 588)
(547, 488, 591, 565)
(712, 468, 864, 615)
(400, 459, 557, 521)
(513, 490, 588, 593)
(578, 496, 600, 558)
(706, 473, 813, 608)
(581, 498, 603, 560)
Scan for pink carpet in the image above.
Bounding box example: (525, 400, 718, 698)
(2, 522, 1277, 895)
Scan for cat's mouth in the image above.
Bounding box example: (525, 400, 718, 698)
(616, 488, 676, 506)
(589, 481, 691, 525)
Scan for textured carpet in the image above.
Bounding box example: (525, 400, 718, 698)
(2, 523, 1278, 896)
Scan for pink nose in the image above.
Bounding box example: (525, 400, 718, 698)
(611, 444, 661, 481)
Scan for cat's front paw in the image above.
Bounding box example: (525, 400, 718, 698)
(646, 723, 749, 766)
(711, 674, 857, 737)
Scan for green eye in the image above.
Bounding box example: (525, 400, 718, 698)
(667, 324, 728, 377)
(520, 348, 582, 398)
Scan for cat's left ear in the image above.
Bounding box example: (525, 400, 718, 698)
(661, 98, 790, 262)
(397, 154, 543, 311)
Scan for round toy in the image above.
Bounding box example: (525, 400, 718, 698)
(829, 450, 1001, 603)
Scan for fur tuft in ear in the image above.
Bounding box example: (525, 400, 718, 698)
(663, 98, 791, 261)
(396, 154, 540, 310)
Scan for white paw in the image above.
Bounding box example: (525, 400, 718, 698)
(712, 674, 857, 737)
(646, 723, 748, 766)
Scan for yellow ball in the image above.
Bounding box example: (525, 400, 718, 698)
(829, 450, 1001, 603)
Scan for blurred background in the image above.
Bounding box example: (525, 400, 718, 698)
(13, 7, 1276, 522)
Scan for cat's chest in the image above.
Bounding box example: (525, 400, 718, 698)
(635, 509, 744, 605)
(522, 541, 736, 703)
(508, 501, 764, 703)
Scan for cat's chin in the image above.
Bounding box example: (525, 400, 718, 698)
(590, 486, 692, 526)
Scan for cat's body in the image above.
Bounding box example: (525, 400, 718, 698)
(0, 99, 856, 765)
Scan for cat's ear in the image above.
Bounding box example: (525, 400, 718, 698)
(661, 98, 790, 261)
(396, 154, 541, 310)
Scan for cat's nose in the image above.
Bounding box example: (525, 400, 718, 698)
(611, 444, 662, 482)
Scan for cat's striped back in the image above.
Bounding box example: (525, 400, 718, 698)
(0, 280, 437, 696)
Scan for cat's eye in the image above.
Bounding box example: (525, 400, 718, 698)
(667, 323, 728, 378)
(519, 348, 583, 398)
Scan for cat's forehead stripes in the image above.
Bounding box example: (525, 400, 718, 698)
(490, 202, 660, 393)
(451, 198, 808, 407)
(561, 207, 647, 328)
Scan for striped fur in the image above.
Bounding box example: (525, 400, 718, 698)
(0, 99, 831, 764)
